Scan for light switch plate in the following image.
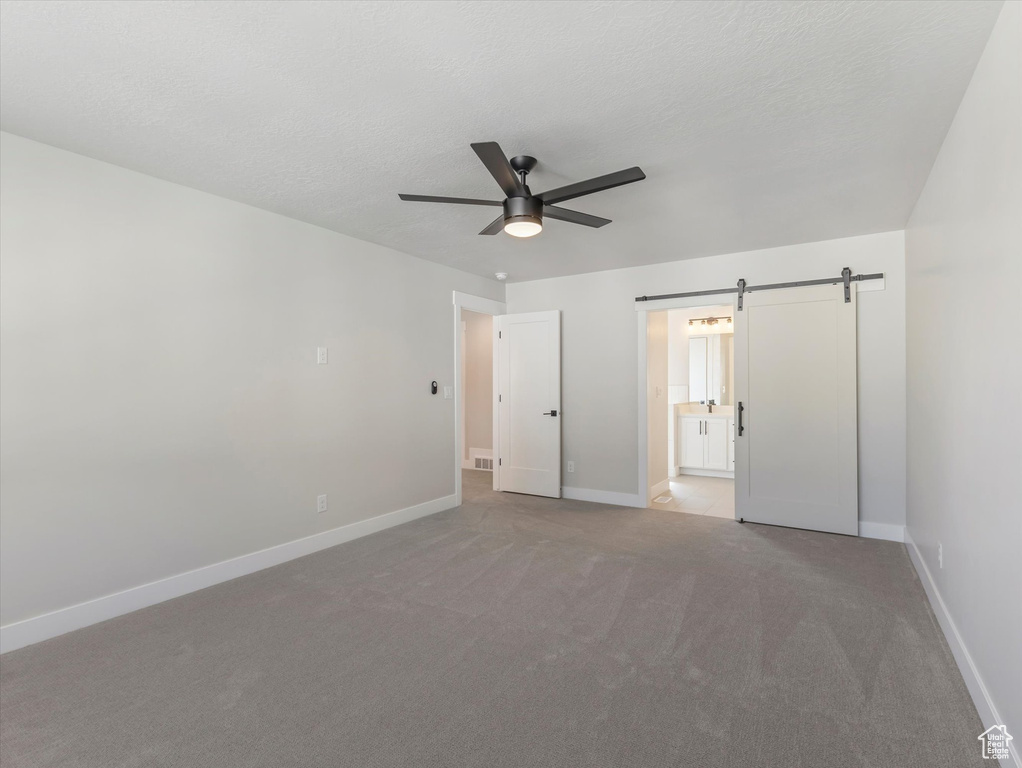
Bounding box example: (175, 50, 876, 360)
(443, 386, 453, 399)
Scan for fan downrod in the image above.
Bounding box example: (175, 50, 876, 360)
(509, 155, 537, 174)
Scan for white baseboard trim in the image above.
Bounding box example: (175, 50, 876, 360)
(858, 521, 905, 542)
(676, 468, 735, 479)
(650, 479, 671, 498)
(905, 529, 1020, 768)
(562, 486, 645, 508)
(0, 493, 458, 655)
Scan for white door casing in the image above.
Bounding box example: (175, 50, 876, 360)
(734, 283, 858, 535)
(496, 311, 561, 498)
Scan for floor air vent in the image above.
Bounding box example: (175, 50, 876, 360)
(474, 457, 493, 471)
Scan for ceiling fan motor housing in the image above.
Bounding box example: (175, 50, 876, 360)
(503, 194, 543, 228)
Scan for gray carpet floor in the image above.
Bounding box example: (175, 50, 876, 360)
(1, 470, 985, 767)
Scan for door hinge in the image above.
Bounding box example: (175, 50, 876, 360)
(499, 394, 502, 402)
(499, 458, 501, 466)
(498, 331, 501, 338)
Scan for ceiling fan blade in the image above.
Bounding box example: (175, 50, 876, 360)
(399, 193, 502, 206)
(478, 215, 506, 235)
(538, 166, 646, 205)
(471, 142, 525, 198)
(542, 205, 611, 228)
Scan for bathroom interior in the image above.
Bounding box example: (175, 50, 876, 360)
(650, 304, 735, 518)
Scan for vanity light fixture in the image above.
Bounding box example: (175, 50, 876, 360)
(687, 315, 733, 333)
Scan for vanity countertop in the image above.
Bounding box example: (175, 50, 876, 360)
(675, 403, 734, 418)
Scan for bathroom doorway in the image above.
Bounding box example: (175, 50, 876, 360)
(644, 304, 736, 518)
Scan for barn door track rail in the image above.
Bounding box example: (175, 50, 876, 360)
(635, 268, 884, 309)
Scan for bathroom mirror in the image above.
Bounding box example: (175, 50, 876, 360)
(689, 333, 734, 405)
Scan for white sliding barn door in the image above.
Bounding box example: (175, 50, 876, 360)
(734, 284, 858, 535)
(496, 311, 561, 498)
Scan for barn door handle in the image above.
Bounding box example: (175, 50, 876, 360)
(738, 402, 744, 436)
(543, 410, 558, 417)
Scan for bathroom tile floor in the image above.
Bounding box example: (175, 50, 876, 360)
(649, 475, 734, 519)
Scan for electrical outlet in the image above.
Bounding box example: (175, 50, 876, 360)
(317, 494, 328, 514)
(938, 542, 943, 569)
(317, 347, 328, 365)
(567, 461, 574, 473)
(443, 386, 453, 399)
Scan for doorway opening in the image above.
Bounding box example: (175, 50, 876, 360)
(638, 277, 861, 535)
(453, 293, 562, 505)
(460, 307, 497, 504)
(645, 304, 735, 519)
(452, 291, 505, 507)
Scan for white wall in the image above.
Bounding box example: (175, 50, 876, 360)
(646, 311, 668, 492)
(666, 309, 690, 402)
(506, 230, 906, 529)
(461, 309, 493, 462)
(905, 0, 1021, 744)
(0, 133, 504, 630)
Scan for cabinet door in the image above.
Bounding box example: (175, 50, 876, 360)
(705, 419, 728, 470)
(680, 418, 705, 469)
(727, 419, 735, 471)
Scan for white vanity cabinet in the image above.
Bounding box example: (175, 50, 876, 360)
(678, 414, 734, 473)
(705, 418, 728, 469)
(680, 416, 706, 469)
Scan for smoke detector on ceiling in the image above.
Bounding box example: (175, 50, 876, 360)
(495, 272, 508, 281)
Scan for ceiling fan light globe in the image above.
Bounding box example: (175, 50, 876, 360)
(504, 218, 543, 238)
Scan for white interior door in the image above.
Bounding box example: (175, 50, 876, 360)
(497, 311, 561, 498)
(734, 284, 858, 535)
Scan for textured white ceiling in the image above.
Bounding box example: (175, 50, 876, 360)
(0, 1, 1003, 282)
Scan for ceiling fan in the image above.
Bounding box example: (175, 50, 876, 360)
(398, 142, 645, 238)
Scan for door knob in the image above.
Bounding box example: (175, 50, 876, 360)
(543, 410, 558, 417)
